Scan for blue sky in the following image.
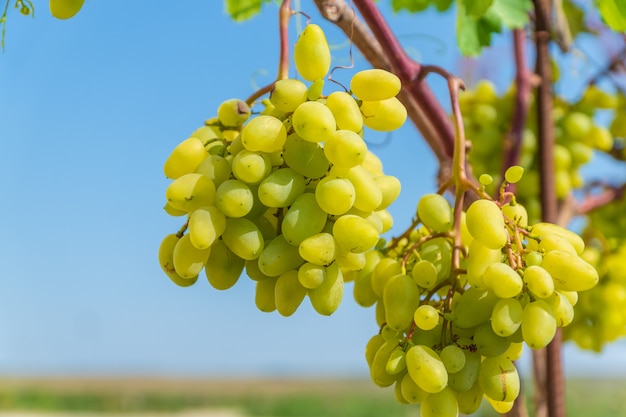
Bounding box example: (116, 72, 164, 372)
(0, 0, 624, 379)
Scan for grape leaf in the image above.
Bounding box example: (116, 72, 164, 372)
(563, 0, 589, 38)
(488, 0, 532, 28)
(224, 0, 271, 22)
(596, 0, 626, 32)
(460, 0, 494, 17)
(390, 0, 430, 13)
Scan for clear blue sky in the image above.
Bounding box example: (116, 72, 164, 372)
(0, 0, 624, 379)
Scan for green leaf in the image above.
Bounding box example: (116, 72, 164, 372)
(563, 0, 589, 38)
(390, 0, 430, 13)
(489, 0, 532, 28)
(461, 0, 494, 17)
(224, 0, 270, 22)
(596, 0, 626, 32)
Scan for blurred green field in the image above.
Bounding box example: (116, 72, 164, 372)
(0, 377, 623, 417)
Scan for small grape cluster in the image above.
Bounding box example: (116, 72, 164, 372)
(158, 23, 406, 317)
(353, 168, 599, 415)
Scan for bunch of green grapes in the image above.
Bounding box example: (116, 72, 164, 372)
(461, 80, 618, 223)
(352, 168, 598, 416)
(158, 23, 406, 317)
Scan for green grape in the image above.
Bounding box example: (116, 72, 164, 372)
(231, 150, 272, 185)
(297, 262, 326, 289)
(417, 193, 452, 232)
(371, 258, 402, 298)
(270, 79, 308, 112)
(456, 380, 483, 414)
(190, 125, 219, 142)
(479, 356, 520, 402)
(521, 300, 557, 349)
(166, 173, 216, 212)
(420, 387, 459, 417)
(204, 239, 244, 290)
(501, 202, 528, 228)
(466, 240, 502, 289)
(479, 173, 493, 186)
(405, 344, 448, 394)
(491, 298, 523, 337)
(373, 176, 401, 211)
(541, 249, 599, 291)
(483, 263, 523, 298)
(530, 222, 585, 255)
(216, 98, 250, 127)
(412, 260, 439, 290)
(400, 372, 429, 404)
(537, 233, 578, 255)
(240, 115, 287, 153)
(411, 322, 443, 348)
(350, 69, 401, 101)
(215, 180, 254, 218)
(245, 258, 272, 281)
(419, 237, 452, 282)
(413, 304, 439, 331)
(188, 206, 226, 250)
(384, 274, 420, 331)
(294, 24, 331, 82)
(361, 150, 384, 175)
(486, 397, 515, 414)
(282, 193, 328, 245)
(343, 165, 383, 212)
(333, 214, 380, 253)
(334, 244, 366, 271)
(448, 350, 481, 392)
(325, 91, 363, 133)
(465, 199, 508, 250)
(172, 233, 211, 279)
(323, 130, 368, 168)
(386, 346, 407, 375)
(563, 111, 593, 140)
(503, 341, 524, 361)
(257, 235, 303, 277)
(359, 97, 407, 131)
(257, 168, 306, 208)
(440, 344, 466, 374)
(275, 270, 307, 317)
(282, 134, 329, 179)
(50, 0, 84, 19)
(474, 323, 511, 357)
(453, 288, 499, 329)
(553, 144, 572, 170)
(370, 338, 403, 387)
(255, 276, 278, 312)
(393, 379, 410, 405)
(164, 202, 186, 217)
(221, 218, 265, 260)
(164, 137, 207, 179)
(299, 232, 335, 266)
(308, 262, 343, 315)
(585, 125, 614, 151)
(307, 79, 325, 101)
(353, 250, 382, 307)
(159, 234, 198, 287)
(292, 101, 336, 142)
(195, 154, 231, 188)
(546, 291, 574, 327)
(365, 333, 386, 367)
(314, 177, 355, 215)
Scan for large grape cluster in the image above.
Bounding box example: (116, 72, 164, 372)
(158, 23, 406, 317)
(353, 170, 598, 415)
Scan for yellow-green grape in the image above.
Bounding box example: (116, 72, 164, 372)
(373, 176, 401, 211)
(562, 111, 593, 141)
(299, 232, 336, 266)
(453, 288, 499, 329)
(255, 277, 278, 312)
(370, 338, 403, 387)
(231, 150, 272, 185)
(257, 168, 306, 208)
(525, 250, 543, 266)
(195, 154, 232, 188)
(483, 263, 523, 298)
(474, 323, 511, 357)
(335, 244, 366, 272)
(501, 202, 528, 228)
(164, 137, 207, 179)
(521, 300, 557, 349)
(479, 173, 493, 186)
(546, 291, 574, 327)
(325, 91, 363, 132)
(386, 346, 407, 375)
(486, 397, 514, 414)
(383, 274, 420, 331)
(270, 79, 308, 112)
(188, 206, 226, 250)
(257, 235, 303, 277)
(585, 125, 613, 151)
(221, 218, 265, 260)
(172, 233, 212, 279)
(282, 134, 329, 179)
(359, 97, 407, 131)
(371, 258, 402, 298)
(413, 304, 440, 331)
(420, 387, 459, 417)
(245, 258, 271, 281)
(217, 98, 251, 127)
(215, 180, 253, 218)
(315, 177, 355, 215)
(456, 380, 483, 414)
(400, 372, 429, 404)
(307, 79, 325, 101)
(50, 0, 84, 19)
(308, 262, 343, 315)
(460, 211, 474, 247)
(491, 298, 523, 337)
(294, 24, 331, 82)
(204, 239, 244, 290)
(361, 150, 384, 175)
(541, 250, 599, 291)
(323, 130, 368, 168)
(417, 193, 452, 232)
(240, 115, 287, 153)
(440, 344, 466, 374)
(190, 125, 220, 141)
(342, 165, 383, 212)
(419, 237, 452, 282)
(353, 250, 382, 307)
(466, 240, 502, 289)
(166, 173, 216, 212)
(292, 101, 336, 142)
(478, 356, 520, 402)
(297, 262, 326, 289)
(159, 234, 198, 287)
(535, 233, 578, 255)
(504, 165, 524, 184)
(406, 344, 448, 393)
(412, 260, 439, 290)
(282, 193, 328, 245)
(164, 202, 186, 217)
(274, 270, 307, 317)
(394, 380, 410, 405)
(333, 214, 380, 253)
(365, 333, 386, 368)
(503, 342, 524, 361)
(448, 350, 481, 392)
(530, 222, 585, 255)
(465, 199, 508, 250)
(350, 69, 401, 101)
